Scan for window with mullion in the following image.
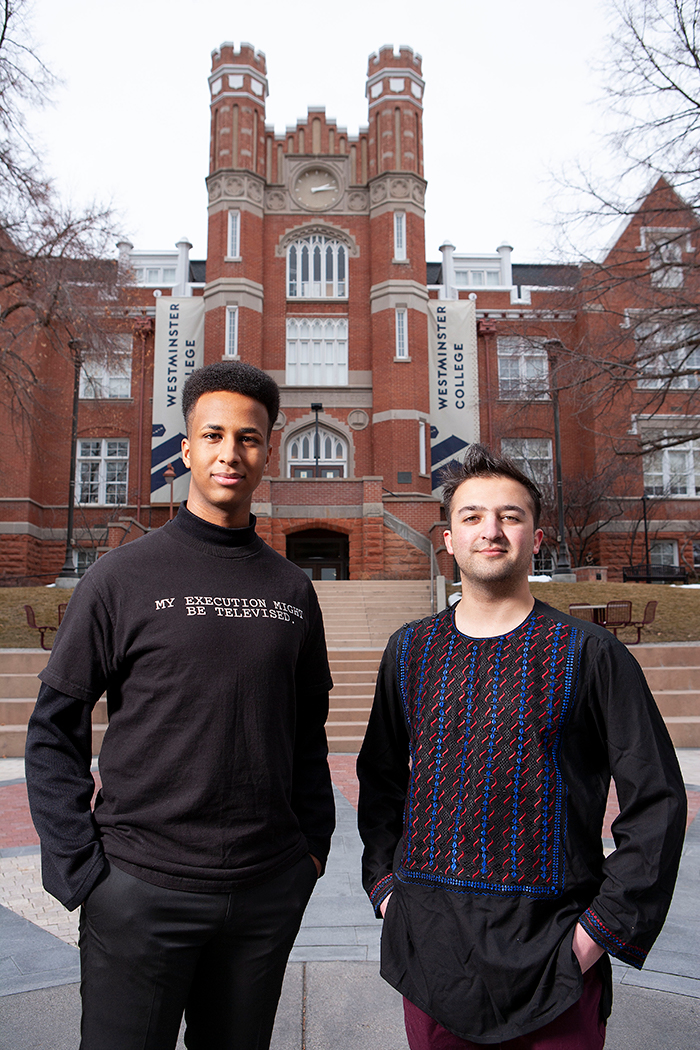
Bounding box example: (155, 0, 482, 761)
(497, 337, 549, 400)
(286, 318, 348, 385)
(287, 425, 348, 478)
(636, 321, 700, 389)
(643, 439, 700, 496)
(501, 437, 553, 489)
(287, 235, 348, 298)
(76, 439, 129, 505)
(79, 336, 133, 400)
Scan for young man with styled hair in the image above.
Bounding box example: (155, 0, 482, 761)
(26, 360, 335, 1050)
(357, 443, 686, 1049)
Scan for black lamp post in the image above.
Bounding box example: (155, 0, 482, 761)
(163, 463, 176, 520)
(544, 341, 573, 576)
(56, 339, 84, 587)
(311, 402, 323, 478)
(642, 492, 651, 580)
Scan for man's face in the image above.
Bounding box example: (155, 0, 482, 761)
(181, 390, 271, 528)
(444, 475, 543, 589)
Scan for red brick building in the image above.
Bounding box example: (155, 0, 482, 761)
(2, 43, 699, 585)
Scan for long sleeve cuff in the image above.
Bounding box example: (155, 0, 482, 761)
(369, 873, 394, 917)
(579, 907, 648, 969)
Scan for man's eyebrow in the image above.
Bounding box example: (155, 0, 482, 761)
(456, 503, 527, 515)
(199, 424, 264, 435)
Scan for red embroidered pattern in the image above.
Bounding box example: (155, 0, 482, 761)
(396, 611, 581, 897)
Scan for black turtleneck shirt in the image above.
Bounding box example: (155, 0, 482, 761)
(25, 504, 335, 910)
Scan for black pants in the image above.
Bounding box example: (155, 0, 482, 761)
(78, 854, 318, 1050)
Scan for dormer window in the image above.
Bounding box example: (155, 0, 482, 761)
(642, 228, 691, 289)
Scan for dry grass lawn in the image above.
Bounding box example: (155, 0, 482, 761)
(0, 587, 75, 649)
(531, 582, 700, 644)
(447, 581, 700, 644)
(1, 581, 700, 648)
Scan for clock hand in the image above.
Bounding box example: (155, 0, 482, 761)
(310, 184, 335, 193)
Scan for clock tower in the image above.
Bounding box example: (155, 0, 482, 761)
(203, 43, 434, 579)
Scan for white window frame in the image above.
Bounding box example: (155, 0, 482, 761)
(394, 211, 406, 261)
(286, 318, 348, 386)
(497, 336, 549, 400)
(635, 320, 700, 389)
(643, 439, 700, 497)
(501, 437, 553, 489)
(649, 539, 679, 567)
(76, 439, 129, 506)
(455, 270, 501, 287)
(227, 210, 241, 259)
(418, 418, 427, 475)
(225, 306, 239, 357)
(286, 426, 348, 478)
(136, 267, 177, 286)
(79, 336, 133, 400)
(641, 227, 690, 289)
(395, 307, 409, 360)
(287, 235, 348, 299)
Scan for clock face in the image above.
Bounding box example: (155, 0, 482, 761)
(293, 168, 341, 210)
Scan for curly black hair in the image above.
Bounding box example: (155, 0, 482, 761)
(181, 361, 280, 436)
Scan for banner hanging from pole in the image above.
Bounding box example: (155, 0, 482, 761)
(151, 297, 205, 503)
(427, 300, 479, 494)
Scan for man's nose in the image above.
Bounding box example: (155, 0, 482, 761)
(480, 513, 504, 538)
(218, 437, 240, 462)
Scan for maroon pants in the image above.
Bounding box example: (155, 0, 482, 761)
(403, 966, 606, 1050)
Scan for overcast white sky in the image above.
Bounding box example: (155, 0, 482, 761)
(29, 0, 615, 264)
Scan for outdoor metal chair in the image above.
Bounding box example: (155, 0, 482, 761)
(24, 603, 67, 650)
(602, 600, 632, 638)
(569, 603, 595, 622)
(628, 600, 658, 645)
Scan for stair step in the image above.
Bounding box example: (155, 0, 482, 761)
(0, 674, 43, 698)
(643, 668, 700, 690)
(653, 692, 700, 716)
(632, 645, 700, 667)
(0, 651, 50, 674)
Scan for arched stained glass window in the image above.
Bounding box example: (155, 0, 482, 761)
(286, 235, 348, 298)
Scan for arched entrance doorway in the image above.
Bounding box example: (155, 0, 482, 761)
(286, 528, 349, 580)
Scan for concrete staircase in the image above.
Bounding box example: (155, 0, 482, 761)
(314, 580, 433, 754)
(632, 643, 700, 747)
(0, 650, 107, 758)
(3, 611, 698, 759)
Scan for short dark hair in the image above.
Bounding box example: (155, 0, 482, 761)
(182, 361, 280, 436)
(441, 443, 542, 527)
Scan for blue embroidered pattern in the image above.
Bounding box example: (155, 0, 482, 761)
(395, 608, 581, 898)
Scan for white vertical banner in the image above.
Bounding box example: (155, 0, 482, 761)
(427, 300, 479, 494)
(151, 297, 205, 503)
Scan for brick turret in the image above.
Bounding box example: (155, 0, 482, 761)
(366, 46, 430, 495)
(209, 42, 268, 176)
(366, 45, 424, 178)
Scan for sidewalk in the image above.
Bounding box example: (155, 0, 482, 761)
(1, 754, 699, 1049)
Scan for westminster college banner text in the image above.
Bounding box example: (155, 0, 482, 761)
(427, 300, 479, 494)
(151, 297, 205, 503)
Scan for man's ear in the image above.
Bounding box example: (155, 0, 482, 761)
(181, 435, 190, 468)
(444, 529, 454, 556)
(533, 528, 544, 555)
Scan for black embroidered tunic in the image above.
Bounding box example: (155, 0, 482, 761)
(357, 600, 686, 1044)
